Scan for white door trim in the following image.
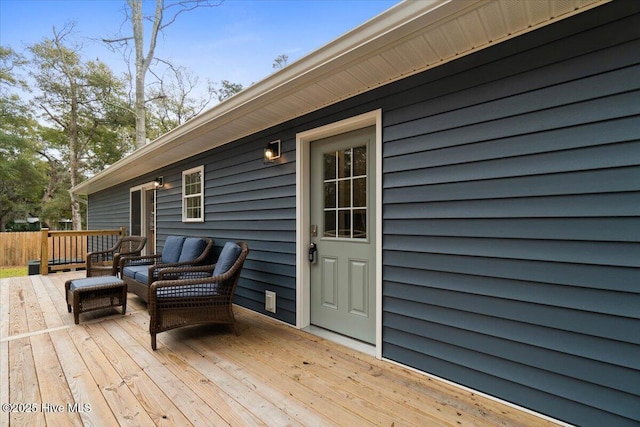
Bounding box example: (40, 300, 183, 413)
(295, 109, 382, 359)
(129, 182, 157, 255)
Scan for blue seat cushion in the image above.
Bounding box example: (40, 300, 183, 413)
(123, 265, 150, 284)
(213, 242, 242, 277)
(161, 236, 186, 263)
(70, 276, 123, 291)
(134, 267, 151, 285)
(178, 237, 207, 263)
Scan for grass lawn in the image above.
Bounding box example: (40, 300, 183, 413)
(0, 266, 27, 278)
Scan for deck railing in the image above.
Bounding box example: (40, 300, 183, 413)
(40, 227, 126, 275)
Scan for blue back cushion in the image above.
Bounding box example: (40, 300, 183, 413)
(178, 238, 207, 263)
(213, 242, 242, 277)
(161, 236, 186, 263)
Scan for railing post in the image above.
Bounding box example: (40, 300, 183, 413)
(120, 226, 126, 238)
(40, 228, 49, 275)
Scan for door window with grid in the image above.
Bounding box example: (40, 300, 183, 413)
(323, 145, 367, 239)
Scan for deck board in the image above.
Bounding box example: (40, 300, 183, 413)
(124, 315, 285, 426)
(30, 333, 83, 427)
(84, 322, 194, 426)
(0, 272, 562, 426)
(1, 278, 10, 427)
(49, 328, 118, 426)
(30, 275, 65, 329)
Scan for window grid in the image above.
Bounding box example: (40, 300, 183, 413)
(323, 146, 366, 239)
(182, 166, 204, 222)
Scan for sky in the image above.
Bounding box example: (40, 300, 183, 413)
(0, 0, 400, 90)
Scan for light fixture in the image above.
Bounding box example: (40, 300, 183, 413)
(264, 140, 281, 163)
(154, 176, 164, 188)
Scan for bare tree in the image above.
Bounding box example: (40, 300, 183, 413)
(146, 62, 217, 136)
(104, 0, 223, 149)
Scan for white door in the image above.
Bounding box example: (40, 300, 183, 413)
(130, 185, 156, 255)
(309, 126, 376, 343)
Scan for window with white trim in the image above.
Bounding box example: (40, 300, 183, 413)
(182, 166, 204, 222)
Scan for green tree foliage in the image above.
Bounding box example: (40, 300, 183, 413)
(3, 6, 246, 232)
(28, 25, 135, 229)
(0, 47, 48, 231)
(272, 54, 288, 69)
(216, 79, 244, 102)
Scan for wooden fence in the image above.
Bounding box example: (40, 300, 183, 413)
(0, 228, 126, 273)
(0, 231, 41, 267)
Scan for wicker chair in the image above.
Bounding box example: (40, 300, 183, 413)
(86, 235, 147, 277)
(148, 241, 249, 350)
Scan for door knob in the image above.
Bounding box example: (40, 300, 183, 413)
(309, 243, 317, 263)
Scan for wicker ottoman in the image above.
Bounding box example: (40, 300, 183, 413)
(65, 276, 127, 324)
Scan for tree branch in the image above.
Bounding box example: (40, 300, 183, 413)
(39, 103, 68, 130)
(102, 35, 134, 44)
(143, 0, 163, 74)
(160, 1, 224, 30)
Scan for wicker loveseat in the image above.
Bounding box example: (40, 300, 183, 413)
(119, 236, 214, 303)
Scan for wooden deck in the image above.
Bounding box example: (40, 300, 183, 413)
(1, 272, 560, 426)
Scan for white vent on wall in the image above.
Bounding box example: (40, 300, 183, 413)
(265, 290, 276, 313)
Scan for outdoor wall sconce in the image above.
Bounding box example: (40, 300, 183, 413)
(264, 140, 281, 163)
(154, 176, 164, 188)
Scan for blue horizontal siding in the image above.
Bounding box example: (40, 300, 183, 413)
(384, 217, 640, 242)
(384, 249, 638, 294)
(380, 3, 640, 426)
(88, 187, 130, 232)
(384, 235, 638, 267)
(152, 137, 298, 324)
